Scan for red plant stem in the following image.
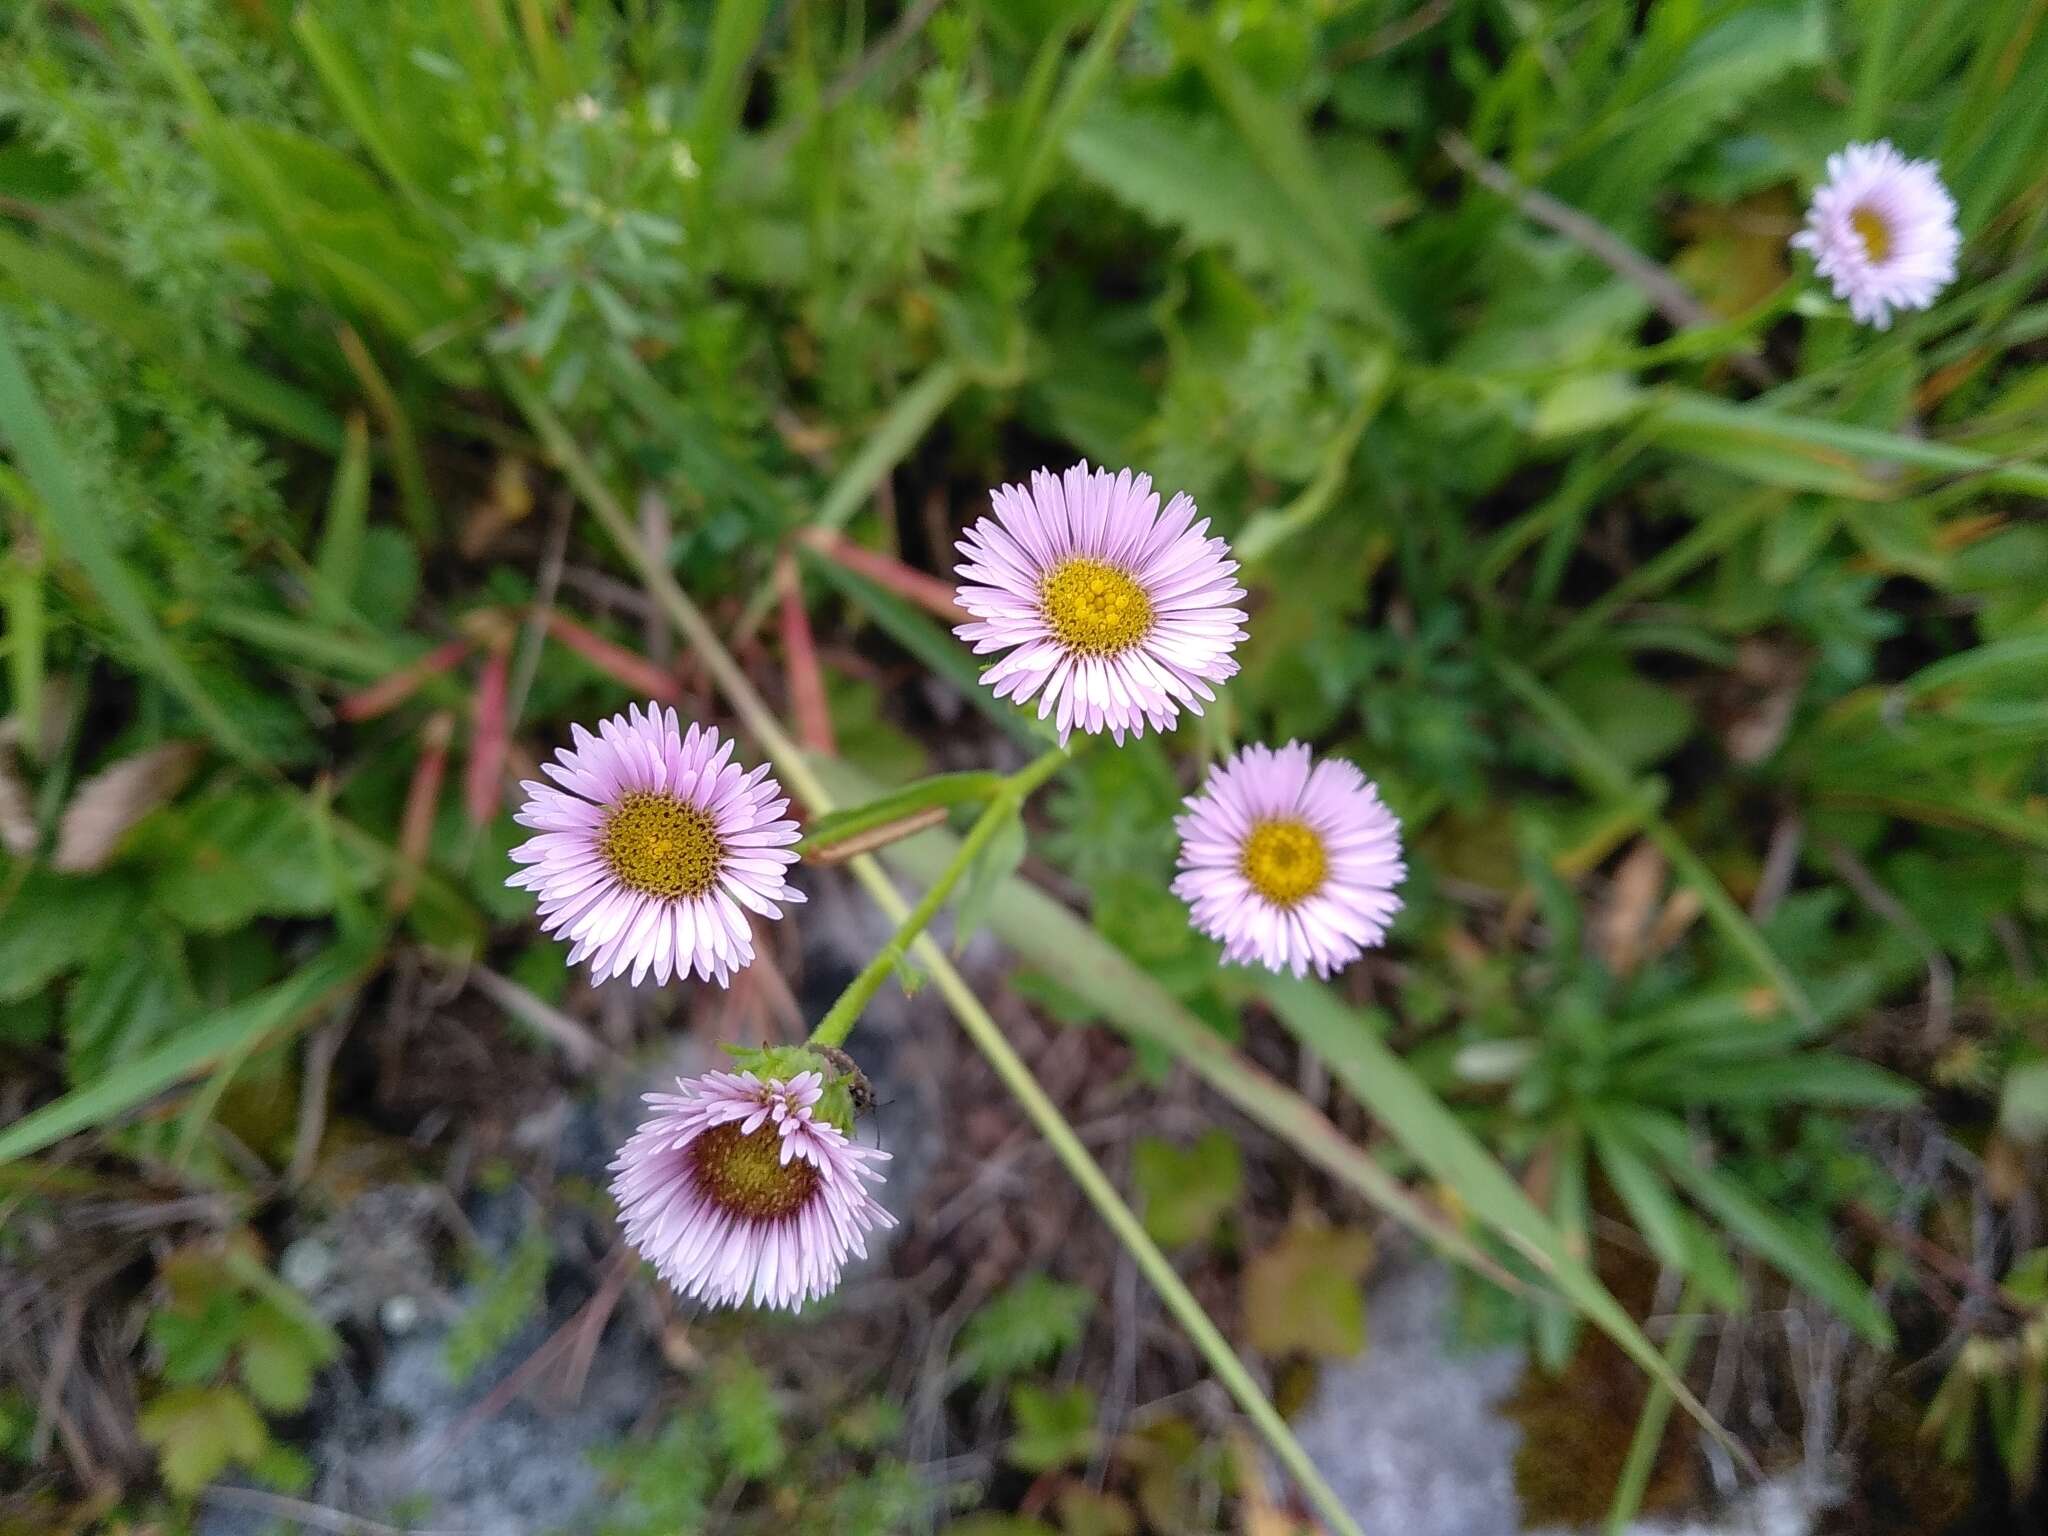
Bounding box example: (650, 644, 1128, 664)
(337, 638, 470, 721)
(777, 551, 836, 756)
(465, 647, 510, 825)
(541, 611, 685, 703)
(390, 711, 452, 914)
(799, 526, 969, 623)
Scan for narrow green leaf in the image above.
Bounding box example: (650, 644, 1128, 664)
(1629, 1112, 1893, 1346)
(1589, 1117, 1692, 1273)
(0, 934, 380, 1165)
(693, 0, 775, 174)
(799, 772, 1004, 856)
(1261, 976, 1741, 1457)
(1655, 391, 2048, 499)
(314, 414, 372, 626)
(0, 226, 344, 453)
(0, 312, 267, 768)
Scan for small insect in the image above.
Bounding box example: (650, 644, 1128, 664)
(815, 1045, 876, 1117)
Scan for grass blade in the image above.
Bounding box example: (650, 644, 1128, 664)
(0, 933, 380, 1165)
(0, 312, 267, 768)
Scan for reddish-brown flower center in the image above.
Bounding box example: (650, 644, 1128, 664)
(689, 1121, 820, 1221)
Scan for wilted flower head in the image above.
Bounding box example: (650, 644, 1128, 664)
(954, 462, 1248, 744)
(508, 706, 803, 987)
(610, 1067, 893, 1311)
(1791, 140, 1959, 330)
(1173, 742, 1405, 978)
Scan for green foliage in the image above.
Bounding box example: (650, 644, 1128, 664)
(1006, 1383, 1098, 1471)
(956, 1275, 1096, 1385)
(1132, 1130, 1242, 1248)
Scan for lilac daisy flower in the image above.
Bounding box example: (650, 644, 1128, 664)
(507, 705, 804, 987)
(610, 1068, 893, 1311)
(1172, 742, 1405, 979)
(953, 462, 1248, 745)
(1791, 140, 1960, 330)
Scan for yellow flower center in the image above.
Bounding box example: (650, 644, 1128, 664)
(599, 790, 722, 899)
(1040, 556, 1154, 658)
(1850, 205, 1892, 264)
(689, 1120, 820, 1221)
(1241, 819, 1328, 907)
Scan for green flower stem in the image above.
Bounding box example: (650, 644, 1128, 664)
(509, 370, 1365, 1536)
(808, 746, 1068, 1051)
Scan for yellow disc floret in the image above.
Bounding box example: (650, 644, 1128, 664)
(689, 1121, 820, 1221)
(600, 790, 723, 899)
(1850, 205, 1892, 263)
(1241, 818, 1328, 907)
(1040, 556, 1154, 657)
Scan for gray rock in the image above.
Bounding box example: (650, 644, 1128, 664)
(1293, 1258, 1526, 1536)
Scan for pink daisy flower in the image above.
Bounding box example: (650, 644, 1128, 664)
(1791, 140, 1960, 330)
(953, 462, 1248, 745)
(1172, 742, 1405, 978)
(507, 706, 804, 987)
(610, 1069, 893, 1311)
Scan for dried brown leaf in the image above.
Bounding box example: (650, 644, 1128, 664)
(52, 742, 201, 872)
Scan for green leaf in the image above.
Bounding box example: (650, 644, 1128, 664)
(1589, 1118, 1691, 1274)
(799, 773, 1004, 857)
(65, 931, 196, 1086)
(1261, 977, 1741, 1451)
(238, 1308, 322, 1413)
(1133, 1130, 1242, 1248)
(142, 792, 375, 932)
(0, 934, 379, 1165)
(1628, 1112, 1893, 1346)
(956, 1275, 1095, 1385)
(1550, 656, 1695, 771)
(137, 1385, 268, 1495)
(1242, 1222, 1372, 1359)
(1007, 1383, 1098, 1471)
(0, 870, 142, 1003)
(1629, 1055, 1918, 1110)
(313, 413, 373, 627)
(710, 1357, 785, 1480)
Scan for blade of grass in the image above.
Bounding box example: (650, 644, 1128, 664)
(335, 326, 437, 544)
(693, 0, 775, 175)
(1003, 0, 1142, 226)
(0, 934, 380, 1164)
(1656, 390, 2048, 498)
(0, 226, 345, 452)
(1604, 1282, 1705, 1534)
(0, 312, 267, 768)
(1492, 654, 1818, 1028)
(1, 531, 45, 758)
(1259, 975, 1747, 1465)
(292, 6, 450, 226)
(313, 413, 372, 626)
